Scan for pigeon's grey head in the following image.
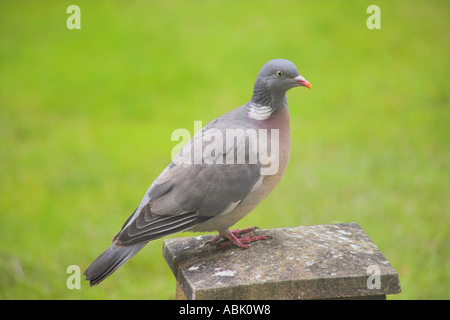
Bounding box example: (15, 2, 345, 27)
(255, 59, 312, 94)
(250, 59, 311, 113)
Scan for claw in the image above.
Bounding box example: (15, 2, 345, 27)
(206, 227, 270, 249)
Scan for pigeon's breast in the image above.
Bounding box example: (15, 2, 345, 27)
(258, 106, 291, 181)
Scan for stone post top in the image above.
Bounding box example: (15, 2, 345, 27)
(163, 222, 401, 300)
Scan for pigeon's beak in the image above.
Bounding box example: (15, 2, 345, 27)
(294, 75, 312, 89)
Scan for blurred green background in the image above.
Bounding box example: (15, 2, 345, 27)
(0, 0, 448, 299)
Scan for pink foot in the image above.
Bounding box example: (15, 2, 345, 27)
(207, 227, 270, 248)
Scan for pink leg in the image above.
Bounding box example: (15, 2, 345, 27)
(207, 227, 270, 248)
(230, 227, 261, 236)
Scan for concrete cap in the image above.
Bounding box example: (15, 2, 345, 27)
(163, 223, 401, 299)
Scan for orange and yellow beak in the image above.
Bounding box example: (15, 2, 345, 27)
(294, 75, 312, 89)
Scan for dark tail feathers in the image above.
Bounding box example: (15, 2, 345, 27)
(84, 242, 148, 286)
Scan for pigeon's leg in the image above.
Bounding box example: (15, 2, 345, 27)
(206, 227, 258, 246)
(207, 227, 270, 248)
(221, 230, 271, 248)
(230, 227, 261, 236)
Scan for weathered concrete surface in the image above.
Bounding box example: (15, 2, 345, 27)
(163, 223, 401, 300)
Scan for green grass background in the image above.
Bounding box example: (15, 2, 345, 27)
(0, 0, 448, 299)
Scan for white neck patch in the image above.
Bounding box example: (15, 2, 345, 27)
(247, 102, 273, 121)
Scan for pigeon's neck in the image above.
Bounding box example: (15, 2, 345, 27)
(247, 85, 287, 121)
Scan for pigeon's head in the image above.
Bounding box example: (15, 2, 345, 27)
(256, 59, 312, 94)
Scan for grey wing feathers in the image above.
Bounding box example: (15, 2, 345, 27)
(85, 115, 262, 285)
(114, 121, 262, 246)
(115, 204, 200, 245)
(115, 164, 260, 246)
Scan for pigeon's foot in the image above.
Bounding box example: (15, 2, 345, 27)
(207, 227, 271, 249)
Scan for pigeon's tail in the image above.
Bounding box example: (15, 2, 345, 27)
(84, 242, 148, 286)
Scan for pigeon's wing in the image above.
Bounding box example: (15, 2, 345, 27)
(114, 121, 262, 246)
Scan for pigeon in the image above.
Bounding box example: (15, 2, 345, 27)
(84, 59, 312, 286)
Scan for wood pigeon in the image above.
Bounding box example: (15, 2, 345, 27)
(84, 59, 312, 286)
